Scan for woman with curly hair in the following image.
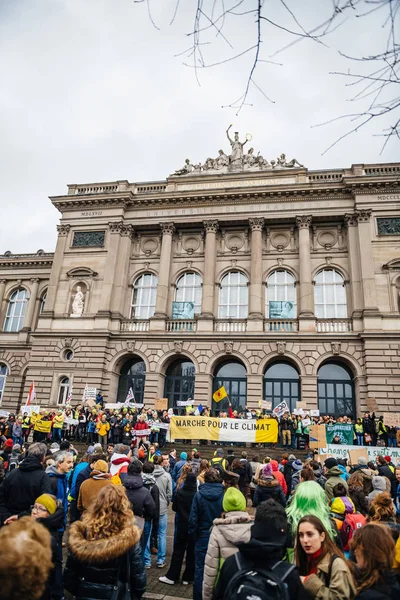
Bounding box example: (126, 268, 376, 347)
(196, 459, 210, 486)
(176, 462, 192, 491)
(348, 471, 368, 516)
(351, 523, 400, 599)
(368, 491, 400, 543)
(64, 485, 146, 600)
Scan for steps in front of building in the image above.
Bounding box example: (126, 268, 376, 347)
(164, 441, 308, 462)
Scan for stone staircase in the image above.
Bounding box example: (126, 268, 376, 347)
(164, 441, 308, 462)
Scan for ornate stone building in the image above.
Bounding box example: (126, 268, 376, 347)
(1, 137, 400, 417)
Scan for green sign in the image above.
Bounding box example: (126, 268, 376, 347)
(326, 424, 354, 445)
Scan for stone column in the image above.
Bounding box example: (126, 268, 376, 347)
(248, 218, 264, 319)
(42, 224, 70, 316)
(344, 213, 364, 318)
(356, 209, 379, 312)
(0, 279, 7, 326)
(22, 278, 40, 331)
(296, 216, 313, 317)
(200, 220, 219, 318)
(154, 222, 175, 318)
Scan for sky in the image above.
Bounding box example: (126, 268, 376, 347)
(0, 0, 399, 254)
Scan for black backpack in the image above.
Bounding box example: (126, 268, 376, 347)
(210, 458, 226, 481)
(223, 552, 295, 600)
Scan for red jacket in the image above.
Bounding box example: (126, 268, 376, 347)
(270, 459, 288, 496)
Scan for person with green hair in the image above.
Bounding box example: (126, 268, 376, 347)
(286, 481, 335, 544)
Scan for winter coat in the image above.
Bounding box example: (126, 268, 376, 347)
(171, 459, 187, 482)
(64, 520, 146, 600)
(36, 506, 65, 600)
(123, 473, 156, 521)
(349, 484, 368, 515)
(253, 477, 286, 507)
(304, 551, 356, 600)
(142, 472, 160, 518)
(270, 460, 288, 496)
(325, 466, 349, 500)
(12, 422, 22, 437)
(313, 467, 328, 489)
(69, 461, 89, 501)
(77, 471, 113, 512)
(338, 464, 350, 482)
(249, 460, 262, 489)
(46, 465, 69, 528)
(0, 454, 51, 523)
(203, 511, 253, 600)
(188, 482, 224, 539)
(354, 570, 400, 600)
(153, 465, 172, 516)
(377, 464, 397, 497)
(350, 466, 374, 495)
(283, 459, 294, 491)
(212, 536, 310, 600)
(367, 476, 387, 503)
(172, 478, 197, 531)
(110, 452, 131, 482)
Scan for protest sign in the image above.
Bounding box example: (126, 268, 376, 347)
(0, 409, 9, 418)
(133, 428, 152, 437)
(302, 418, 311, 427)
(348, 447, 369, 466)
(310, 409, 320, 417)
(293, 408, 305, 416)
(33, 419, 52, 433)
(319, 444, 400, 462)
(154, 422, 170, 430)
(262, 400, 272, 410)
(383, 412, 400, 427)
(85, 399, 96, 408)
(326, 423, 354, 445)
(273, 400, 289, 418)
(310, 424, 327, 449)
(82, 385, 97, 403)
(367, 397, 378, 413)
(23, 405, 40, 416)
(64, 416, 79, 426)
(155, 398, 168, 411)
(170, 416, 278, 444)
(296, 401, 307, 410)
(177, 400, 194, 407)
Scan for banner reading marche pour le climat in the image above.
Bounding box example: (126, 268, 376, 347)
(170, 416, 278, 444)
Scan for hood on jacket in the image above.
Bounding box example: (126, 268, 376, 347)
(198, 482, 225, 501)
(90, 470, 111, 481)
(110, 453, 130, 476)
(236, 536, 285, 561)
(372, 475, 386, 491)
(212, 511, 253, 545)
(326, 466, 343, 478)
(142, 473, 156, 486)
(68, 520, 141, 562)
(38, 505, 65, 532)
(45, 465, 66, 478)
(19, 455, 45, 472)
(123, 473, 144, 490)
(270, 460, 279, 472)
(154, 465, 168, 479)
(257, 477, 279, 488)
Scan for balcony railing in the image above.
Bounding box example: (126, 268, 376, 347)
(120, 320, 149, 332)
(265, 319, 298, 332)
(316, 319, 353, 333)
(214, 320, 247, 332)
(166, 320, 197, 332)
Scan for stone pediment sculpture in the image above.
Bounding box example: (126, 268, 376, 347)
(173, 126, 304, 176)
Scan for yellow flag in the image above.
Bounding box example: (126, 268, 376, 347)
(213, 386, 228, 403)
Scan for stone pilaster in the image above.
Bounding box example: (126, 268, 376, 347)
(344, 213, 364, 319)
(0, 280, 6, 325)
(248, 218, 264, 319)
(200, 220, 219, 319)
(42, 224, 70, 317)
(296, 216, 314, 318)
(22, 278, 40, 331)
(356, 209, 379, 313)
(153, 223, 175, 319)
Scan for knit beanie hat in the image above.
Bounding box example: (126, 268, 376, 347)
(223, 487, 247, 513)
(35, 494, 57, 515)
(4, 439, 13, 448)
(180, 452, 187, 460)
(324, 457, 338, 470)
(357, 457, 367, 466)
(92, 460, 109, 473)
(261, 463, 273, 478)
(292, 459, 303, 471)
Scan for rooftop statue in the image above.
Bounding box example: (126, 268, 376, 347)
(173, 128, 305, 176)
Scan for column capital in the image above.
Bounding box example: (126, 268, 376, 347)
(0, 279, 6, 285)
(296, 215, 312, 229)
(56, 224, 71, 236)
(30, 278, 40, 284)
(356, 209, 372, 223)
(249, 217, 264, 231)
(108, 221, 135, 237)
(344, 213, 358, 227)
(160, 222, 175, 235)
(203, 219, 219, 233)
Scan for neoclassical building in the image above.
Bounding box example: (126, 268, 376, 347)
(0, 140, 399, 417)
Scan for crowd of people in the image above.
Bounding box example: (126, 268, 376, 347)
(0, 422, 400, 600)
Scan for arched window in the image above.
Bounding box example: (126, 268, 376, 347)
(318, 362, 355, 418)
(0, 363, 8, 404)
(219, 271, 248, 318)
(266, 270, 296, 318)
(264, 362, 300, 414)
(314, 269, 347, 318)
(130, 273, 158, 319)
(164, 359, 195, 412)
(4, 288, 28, 332)
(39, 292, 47, 314)
(213, 360, 247, 415)
(175, 272, 202, 315)
(117, 357, 146, 405)
(57, 377, 70, 406)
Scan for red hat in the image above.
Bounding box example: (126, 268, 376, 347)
(4, 439, 13, 448)
(384, 456, 391, 463)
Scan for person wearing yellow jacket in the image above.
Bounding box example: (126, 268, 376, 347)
(52, 411, 64, 443)
(96, 415, 110, 451)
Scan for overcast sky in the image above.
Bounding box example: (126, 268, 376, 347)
(1, 0, 398, 254)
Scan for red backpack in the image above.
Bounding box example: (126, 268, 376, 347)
(340, 513, 366, 550)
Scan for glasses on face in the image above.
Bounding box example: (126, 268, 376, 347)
(31, 504, 49, 514)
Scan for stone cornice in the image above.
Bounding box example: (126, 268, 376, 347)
(0, 257, 53, 269)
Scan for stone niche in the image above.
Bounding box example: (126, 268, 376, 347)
(69, 281, 89, 317)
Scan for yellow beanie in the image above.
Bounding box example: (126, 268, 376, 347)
(35, 494, 57, 515)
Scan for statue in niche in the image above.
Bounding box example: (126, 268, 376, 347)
(226, 125, 248, 168)
(71, 286, 84, 318)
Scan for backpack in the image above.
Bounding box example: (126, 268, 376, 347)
(190, 461, 200, 476)
(7, 454, 19, 473)
(210, 458, 226, 481)
(340, 513, 366, 550)
(223, 553, 295, 600)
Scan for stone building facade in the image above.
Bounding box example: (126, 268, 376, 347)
(1, 154, 400, 417)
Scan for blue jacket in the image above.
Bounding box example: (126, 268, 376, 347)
(338, 464, 350, 482)
(188, 482, 224, 538)
(172, 459, 187, 483)
(46, 466, 68, 530)
(69, 462, 89, 500)
(87, 421, 96, 433)
(395, 482, 400, 517)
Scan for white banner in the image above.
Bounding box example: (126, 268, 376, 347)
(105, 402, 144, 410)
(133, 428, 152, 437)
(22, 405, 40, 416)
(152, 422, 170, 430)
(318, 444, 400, 462)
(0, 409, 10, 418)
(64, 416, 79, 426)
(177, 400, 194, 407)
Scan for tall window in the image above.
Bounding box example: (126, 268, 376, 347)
(318, 362, 355, 418)
(0, 364, 8, 404)
(57, 377, 70, 406)
(164, 359, 195, 412)
(266, 270, 296, 318)
(39, 292, 47, 314)
(4, 288, 28, 332)
(117, 357, 146, 405)
(175, 272, 202, 314)
(264, 362, 300, 414)
(314, 269, 347, 318)
(131, 273, 158, 319)
(213, 360, 247, 415)
(219, 271, 248, 318)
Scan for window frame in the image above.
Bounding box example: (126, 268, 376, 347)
(4, 288, 29, 332)
(0, 363, 8, 405)
(57, 377, 70, 406)
(218, 271, 249, 319)
(314, 269, 347, 319)
(130, 273, 158, 319)
(265, 269, 297, 318)
(175, 272, 202, 315)
(263, 361, 300, 414)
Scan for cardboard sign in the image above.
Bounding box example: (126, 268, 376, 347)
(302, 418, 311, 427)
(348, 447, 369, 466)
(309, 424, 327, 449)
(367, 397, 378, 413)
(85, 398, 96, 408)
(293, 408, 305, 416)
(296, 401, 307, 410)
(155, 398, 168, 411)
(384, 412, 400, 428)
(22, 405, 40, 416)
(262, 400, 272, 410)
